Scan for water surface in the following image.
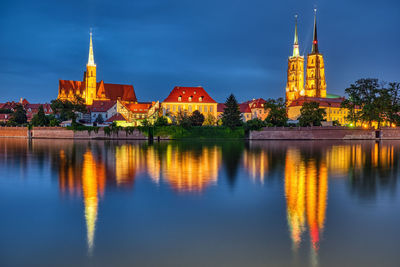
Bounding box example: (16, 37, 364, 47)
(0, 139, 399, 266)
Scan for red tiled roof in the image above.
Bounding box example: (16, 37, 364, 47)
(88, 100, 117, 112)
(163, 86, 216, 103)
(288, 96, 345, 108)
(106, 113, 126, 122)
(123, 102, 152, 113)
(239, 103, 252, 113)
(243, 98, 267, 109)
(58, 80, 137, 102)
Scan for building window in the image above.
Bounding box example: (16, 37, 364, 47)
(178, 96, 182, 102)
(189, 105, 192, 112)
(199, 96, 203, 102)
(199, 106, 202, 112)
(173, 105, 176, 112)
(210, 106, 213, 112)
(204, 106, 208, 112)
(189, 96, 192, 102)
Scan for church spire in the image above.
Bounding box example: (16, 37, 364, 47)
(292, 14, 300, 57)
(88, 29, 96, 67)
(311, 9, 319, 54)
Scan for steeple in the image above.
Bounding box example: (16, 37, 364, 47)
(311, 9, 319, 54)
(88, 30, 96, 67)
(292, 15, 300, 57)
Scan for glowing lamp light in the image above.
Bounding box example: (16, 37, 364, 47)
(391, 123, 396, 128)
(313, 41, 318, 44)
(349, 123, 354, 128)
(362, 124, 368, 129)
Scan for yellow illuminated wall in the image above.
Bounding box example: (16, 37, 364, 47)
(305, 54, 326, 98)
(286, 56, 305, 105)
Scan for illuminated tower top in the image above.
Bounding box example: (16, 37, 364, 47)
(87, 30, 96, 67)
(311, 9, 319, 54)
(292, 14, 300, 57)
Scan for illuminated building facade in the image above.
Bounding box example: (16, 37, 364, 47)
(304, 11, 327, 98)
(162, 86, 218, 119)
(285, 11, 350, 124)
(286, 15, 305, 106)
(57, 32, 137, 106)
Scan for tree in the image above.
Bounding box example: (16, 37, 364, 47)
(382, 82, 400, 125)
(8, 104, 27, 125)
(341, 79, 387, 127)
(154, 116, 169, 126)
(244, 118, 266, 131)
(298, 101, 326, 127)
(221, 94, 242, 129)
(31, 105, 49, 126)
(176, 110, 192, 128)
(189, 110, 205, 126)
(264, 98, 288, 126)
(94, 114, 104, 124)
(51, 95, 87, 124)
(203, 113, 216, 126)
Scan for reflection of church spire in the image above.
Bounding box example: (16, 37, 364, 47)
(81, 150, 106, 255)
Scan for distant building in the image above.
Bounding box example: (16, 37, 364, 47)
(0, 98, 52, 122)
(217, 99, 267, 122)
(162, 86, 218, 119)
(88, 100, 117, 123)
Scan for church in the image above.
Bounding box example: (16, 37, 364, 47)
(285, 11, 350, 125)
(57, 32, 137, 105)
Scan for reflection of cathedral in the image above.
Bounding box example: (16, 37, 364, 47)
(284, 148, 328, 252)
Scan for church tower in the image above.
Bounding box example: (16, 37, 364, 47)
(305, 10, 326, 98)
(85, 31, 97, 105)
(286, 15, 304, 105)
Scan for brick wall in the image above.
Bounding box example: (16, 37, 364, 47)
(31, 127, 147, 140)
(0, 127, 28, 138)
(250, 127, 376, 140)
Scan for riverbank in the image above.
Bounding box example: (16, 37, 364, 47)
(2, 126, 400, 140)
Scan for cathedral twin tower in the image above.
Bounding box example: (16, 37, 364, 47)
(286, 11, 327, 105)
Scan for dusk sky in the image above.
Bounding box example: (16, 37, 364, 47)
(1, 0, 399, 103)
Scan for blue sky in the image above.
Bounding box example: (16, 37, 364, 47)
(0, 0, 399, 103)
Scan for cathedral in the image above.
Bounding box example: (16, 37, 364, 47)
(57, 32, 137, 105)
(286, 11, 349, 125)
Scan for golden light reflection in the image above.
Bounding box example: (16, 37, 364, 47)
(82, 150, 106, 254)
(284, 148, 327, 253)
(243, 149, 268, 183)
(162, 145, 221, 192)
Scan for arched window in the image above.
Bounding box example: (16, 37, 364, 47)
(178, 96, 182, 102)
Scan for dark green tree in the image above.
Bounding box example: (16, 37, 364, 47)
(341, 79, 387, 127)
(264, 98, 288, 126)
(154, 116, 169, 126)
(176, 110, 192, 128)
(31, 105, 49, 126)
(221, 94, 242, 129)
(8, 104, 27, 125)
(189, 110, 205, 126)
(51, 95, 87, 124)
(94, 114, 104, 124)
(244, 118, 266, 131)
(299, 101, 326, 127)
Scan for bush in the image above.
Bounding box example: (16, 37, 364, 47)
(189, 110, 205, 126)
(244, 118, 266, 131)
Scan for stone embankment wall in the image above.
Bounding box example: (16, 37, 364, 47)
(250, 127, 377, 140)
(32, 127, 147, 140)
(380, 128, 400, 140)
(0, 127, 28, 138)
(0, 127, 147, 140)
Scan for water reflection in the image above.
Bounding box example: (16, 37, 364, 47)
(0, 139, 399, 262)
(284, 148, 327, 265)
